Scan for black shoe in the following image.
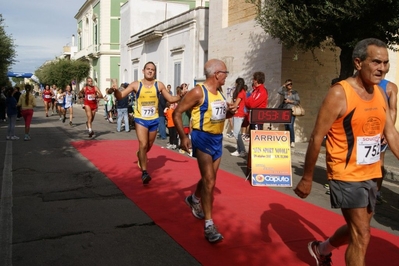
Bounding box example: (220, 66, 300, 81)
(142, 172, 152, 185)
(62, 116, 66, 123)
(89, 130, 94, 138)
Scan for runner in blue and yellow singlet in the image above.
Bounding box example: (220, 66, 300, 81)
(173, 59, 237, 243)
(113, 61, 186, 185)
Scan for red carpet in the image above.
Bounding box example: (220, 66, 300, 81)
(72, 140, 399, 266)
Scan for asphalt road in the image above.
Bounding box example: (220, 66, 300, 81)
(1, 100, 398, 266)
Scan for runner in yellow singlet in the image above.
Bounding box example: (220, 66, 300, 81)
(113, 62, 186, 185)
(173, 59, 237, 243)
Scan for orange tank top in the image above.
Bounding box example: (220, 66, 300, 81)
(326, 80, 387, 181)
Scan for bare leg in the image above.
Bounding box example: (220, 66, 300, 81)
(195, 149, 221, 220)
(329, 207, 373, 266)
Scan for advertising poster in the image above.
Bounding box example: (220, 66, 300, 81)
(251, 130, 292, 187)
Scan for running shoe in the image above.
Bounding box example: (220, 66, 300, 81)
(185, 195, 204, 219)
(6, 136, 10, 140)
(88, 130, 94, 138)
(231, 150, 240, 156)
(136, 150, 141, 169)
(204, 224, 224, 243)
(62, 116, 66, 123)
(226, 132, 234, 138)
(142, 172, 152, 185)
(10, 136, 19, 140)
(69, 121, 73, 126)
(308, 241, 332, 266)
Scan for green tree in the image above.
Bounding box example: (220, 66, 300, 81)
(248, 0, 399, 79)
(0, 14, 17, 85)
(35, 59, 90, 89)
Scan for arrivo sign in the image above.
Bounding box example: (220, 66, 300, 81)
(249, 108, 292, 124)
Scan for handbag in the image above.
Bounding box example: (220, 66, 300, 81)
(292, 104, 305, 116)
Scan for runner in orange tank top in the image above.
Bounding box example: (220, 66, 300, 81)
(294, 38, 399, 266)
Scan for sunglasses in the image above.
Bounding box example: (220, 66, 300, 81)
(287, 83, 293, 86)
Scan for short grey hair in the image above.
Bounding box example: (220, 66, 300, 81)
(352, 38, 387, 62)
(204, 59, 225, 78)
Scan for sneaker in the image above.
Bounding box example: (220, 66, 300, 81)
(142, 172, 152, 185)
(185, 195, 204, 219)
(231, 150, 246, 157)
(46, 113, 49, 117)
(62, 116, 66, 123)
(308, 241, 332, 266)
(166, 143, 173, 149)
(11, 136, 19, 140)
(179, 149, 186, 154)
(239, 151, 247, 157)
(6, 136, 10, 140)
(204, 224, 224, 243)
(69, 121, 73, 126)
(231, 150, 241, 157)
(324, 184, 330, 195)
(291, 142, 295, 148)
(226, 132, 234, 138)
(24, 135, 29, 141)
(88, 130, 94, 138)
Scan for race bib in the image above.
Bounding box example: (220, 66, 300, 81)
(141, 105, 156, 117)
(44, 95, 51, 99)
(356, 134, 380, 165)
(87, 94, 96, 101)
(210, 101, 227, 121)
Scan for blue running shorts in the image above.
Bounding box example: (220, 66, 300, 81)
(191, 130, 223, 161)
(134, 118, 159, 132)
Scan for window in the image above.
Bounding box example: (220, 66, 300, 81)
(94, 23, 98, 46)
(174, 62, 181, 93)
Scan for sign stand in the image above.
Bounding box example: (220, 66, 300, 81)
(245, 108, 292, 186)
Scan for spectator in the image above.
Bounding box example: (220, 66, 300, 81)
(245, 72, 268, 130)
(116, 83, 130, 132)
(278, 79, 301, 148)
(5, 87, 18, 140)
(230, 77, 247, 157)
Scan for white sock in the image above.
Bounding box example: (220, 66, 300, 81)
(205, 219, 213, 228)
(192, 194, 200, 204)
(318, 238, 335, 255)
(88, 128, 92, 132)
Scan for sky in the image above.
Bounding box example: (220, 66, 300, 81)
(1, 0, 85, 74)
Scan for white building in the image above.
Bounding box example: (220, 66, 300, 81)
(120, 0, 209, 95)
